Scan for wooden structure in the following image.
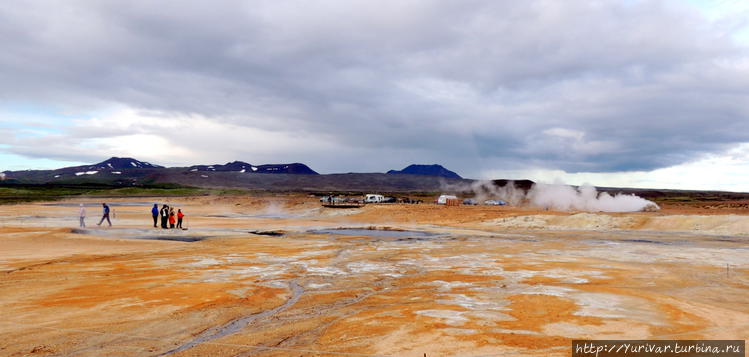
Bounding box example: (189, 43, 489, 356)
(445, 198, 460, 206)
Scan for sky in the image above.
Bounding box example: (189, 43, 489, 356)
(1, 0, 749, 191)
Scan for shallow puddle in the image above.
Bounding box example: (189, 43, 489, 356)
(70, 228, 238, 242)
(309, 228, 439, 239)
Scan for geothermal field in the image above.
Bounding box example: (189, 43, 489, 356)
(1, 194, 749, 356)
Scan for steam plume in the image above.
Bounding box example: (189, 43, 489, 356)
(444, 180, 659, 212)
(527, 184, 659, 212)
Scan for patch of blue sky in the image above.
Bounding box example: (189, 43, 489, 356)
(2, 102, 78, 117)
(0, 105, 82, 136)
(687, 0, 749, 44)
(1, 111, 62, 128)
(0, 152, 84, 171)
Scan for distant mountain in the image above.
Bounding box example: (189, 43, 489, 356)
(189, 161, 318, 175)
(0, 157, 166, 183)
(189, 161, 254, 172)
(91, 157, 163, 170)
(255, 163, 318, 175)
(387, 164, 462, 179)
(55, 157, 163, 174)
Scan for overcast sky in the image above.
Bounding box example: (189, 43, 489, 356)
(2, 0, 749, 190)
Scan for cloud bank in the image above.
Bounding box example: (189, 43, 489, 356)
(1, 1, 748, 185)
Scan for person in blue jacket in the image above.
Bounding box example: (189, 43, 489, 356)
(97, 203, 111, 227)
(151, 204, 159, 228)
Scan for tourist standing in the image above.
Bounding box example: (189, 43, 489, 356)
(176, 209, 184, 229)
(79, 204, 86, 228)
(169, 207, 176, 228)
(151, 204, 159, 228)
(96, 203, 111, 227)
(160, 204, 169, 229)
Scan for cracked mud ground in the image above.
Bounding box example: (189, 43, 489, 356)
(1, 196, 748, 356)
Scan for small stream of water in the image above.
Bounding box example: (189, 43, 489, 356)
(162, 280, 303, 355)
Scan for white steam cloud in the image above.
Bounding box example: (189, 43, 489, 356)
(446, 180, 659, 212)
(262, 200, 286, 216)
(468, 180, 527, 205)
(527, 184, 659, 212)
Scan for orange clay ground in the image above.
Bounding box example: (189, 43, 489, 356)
(1, 195, 748, 356)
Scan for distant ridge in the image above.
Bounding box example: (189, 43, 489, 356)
(189, 161, 254, 173)
(1, 158, 481, 192)
(254, 163, 318, 175)
(55, 157, 163, 174)
(0, 157, 320, 184)
(189, 161, 318, 175)
(4, 157, 749, 198)
(92, 157, 164, 169)
(387, 164, 462, 179)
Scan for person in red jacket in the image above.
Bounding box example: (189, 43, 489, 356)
(168, 207, 176, 228)
(176, 209, 185, 229)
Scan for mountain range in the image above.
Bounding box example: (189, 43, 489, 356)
(0, 157, 469, 192)
(1, 157, 738, 199)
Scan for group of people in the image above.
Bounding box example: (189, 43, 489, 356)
(152, 204, 185, 229)
(78, 202, 114, 228)
(77, 202, 185, 229)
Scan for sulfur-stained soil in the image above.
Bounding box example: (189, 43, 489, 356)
(1, 195, 748, 356)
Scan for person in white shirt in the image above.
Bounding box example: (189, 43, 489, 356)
(79, 204, 86, 228)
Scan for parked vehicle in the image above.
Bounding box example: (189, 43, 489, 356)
(382, 196, 397, 203)
(437, 194, 458, 205)
(364, 194, 385, 203)
(484, 200, 507, 206)
(462, 198, 478, 205)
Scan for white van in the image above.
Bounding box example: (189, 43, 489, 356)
(364, 194, 385, 203)
(436, 194, 458, 205)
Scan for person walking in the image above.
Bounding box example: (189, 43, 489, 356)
(79, 204, 86, 228)
(176, 209, 184, 229)
(160, 204, 169, 229)
(169, 207, 176, 228)
(96, 203, 111, 227)
(151, 204, 159, 228)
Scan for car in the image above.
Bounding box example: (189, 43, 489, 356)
(462, 198, 478, 205)
(484, 200, 507, 206)
(364, 194, 385, 203)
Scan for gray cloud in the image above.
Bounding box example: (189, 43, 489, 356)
(1, 0, 748, 176)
